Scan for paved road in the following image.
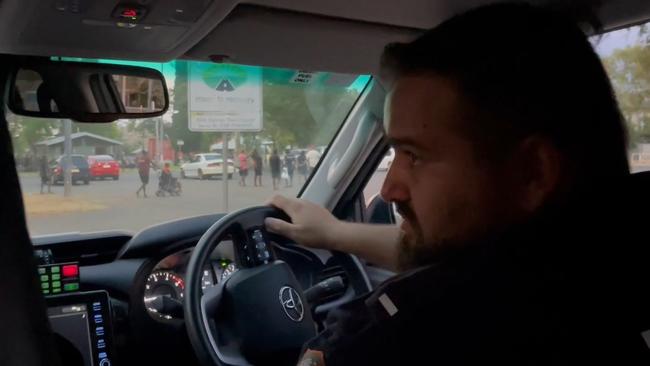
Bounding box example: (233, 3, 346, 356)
(20, 169, 388, 236)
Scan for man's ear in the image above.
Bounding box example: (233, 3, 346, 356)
(515, 136, 563, 213)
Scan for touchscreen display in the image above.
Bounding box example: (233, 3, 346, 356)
(47, 291, 113, 366)
(48, 304, 94, 366)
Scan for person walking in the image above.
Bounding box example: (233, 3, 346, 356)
(39, 155, 52, 194)
(136, 150, 155, 198)
(284, 151, 295, 187)
(251, 149, 263, 187)
(270, 149, 281, 190)
(306, 145, 321, 174)
(238, 150, 249, 186)
(297, 150, 308, 182)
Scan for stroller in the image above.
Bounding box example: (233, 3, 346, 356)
(156, 169, 182, 197)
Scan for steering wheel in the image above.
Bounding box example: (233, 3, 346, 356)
(185, 206, 351, 366)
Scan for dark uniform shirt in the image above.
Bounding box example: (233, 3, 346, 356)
(298, 188, 650, 365)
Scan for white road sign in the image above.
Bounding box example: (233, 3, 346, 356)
(188, 63, 263, 132)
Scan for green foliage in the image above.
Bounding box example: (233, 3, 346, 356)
(603, 44, 650, 148)
(7, 115, 58, 154)
(168, 61, 204, 152)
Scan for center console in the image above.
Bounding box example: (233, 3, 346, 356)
(39, 261, 115, 366)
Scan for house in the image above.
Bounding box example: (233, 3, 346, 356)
(34, 132, 123, 161)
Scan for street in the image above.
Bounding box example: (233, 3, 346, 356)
(20, 169, 388, 236)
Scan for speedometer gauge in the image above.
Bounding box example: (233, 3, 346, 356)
(143, 271, 185, 320)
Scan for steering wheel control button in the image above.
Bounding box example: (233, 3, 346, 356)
(250, 229, 273, 265)
(279, 286, 305, 322)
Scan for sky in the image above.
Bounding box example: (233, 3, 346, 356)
(592, 25, 642, 57)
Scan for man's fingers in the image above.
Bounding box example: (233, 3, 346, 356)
(267, 195, 299, 215)
(264, 217, 295, 238)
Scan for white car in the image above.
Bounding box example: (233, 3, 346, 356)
(377, 148, 395, 171)
(180, 153, 235, 180)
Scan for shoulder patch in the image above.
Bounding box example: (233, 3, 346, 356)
(298, 349, 326, 366)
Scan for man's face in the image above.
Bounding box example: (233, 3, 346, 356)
(381, 74, 520, 270)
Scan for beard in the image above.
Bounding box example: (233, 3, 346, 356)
(395, 202, 438, 271)
(395, 196, 500, 271)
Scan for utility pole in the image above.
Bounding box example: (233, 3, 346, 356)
(63, 119, 72, 197)
(222, 132, 229, 212)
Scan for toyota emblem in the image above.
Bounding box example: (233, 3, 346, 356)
(279, 286, 304, 322)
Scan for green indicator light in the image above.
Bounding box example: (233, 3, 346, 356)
(64, 283, 79, 292)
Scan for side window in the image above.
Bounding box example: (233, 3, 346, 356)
(593, 23, 650, 172)
(361, 148, 401, 225)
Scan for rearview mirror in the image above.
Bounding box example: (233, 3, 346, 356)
(7, 58, 169, 122)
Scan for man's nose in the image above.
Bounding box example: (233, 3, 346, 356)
(380, 161, 410, 203)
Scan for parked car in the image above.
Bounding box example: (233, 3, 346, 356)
(121, 155, 137, 169)
(377, 148, 395, 171)
(87, 155, 120, 180)
(50, 154, 90, 185)
(180, 153, 235, 180)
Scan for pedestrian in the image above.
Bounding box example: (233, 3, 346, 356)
(238, 150, 249, 186)
(284, 151, 295, 187)
(251, 149, 263, 187)
(297, 151, 308, 182)
(270, 149, 281, 190)
(136, 150, 155, 198)
(306, 145, 321, 174)
(39, 155, 52, 194)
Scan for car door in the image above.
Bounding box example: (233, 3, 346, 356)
(188, 155, 201, 177)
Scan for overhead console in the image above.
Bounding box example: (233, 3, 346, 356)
(0, 0, 216, 60)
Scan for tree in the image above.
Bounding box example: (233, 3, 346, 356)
(7, 115, 58, 155)
(167, 61, 204, 153)
(603, 45, 650, 148)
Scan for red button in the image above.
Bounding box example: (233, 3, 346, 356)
(62, 265, 78, 277)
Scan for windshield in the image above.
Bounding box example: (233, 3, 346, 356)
(9, 59, 370, 236)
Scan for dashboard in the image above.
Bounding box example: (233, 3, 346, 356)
(32, 213, 370, 366)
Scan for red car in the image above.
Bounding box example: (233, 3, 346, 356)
(87, 155, 120, 180)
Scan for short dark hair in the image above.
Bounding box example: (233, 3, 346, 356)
(381, 3, 629, 186)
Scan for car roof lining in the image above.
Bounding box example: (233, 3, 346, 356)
(0, 0, 649, 74)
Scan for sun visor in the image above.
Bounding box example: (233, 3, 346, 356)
(184, 5, 420, 75)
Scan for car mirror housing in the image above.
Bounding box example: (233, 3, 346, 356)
(6, 56, 169, 123)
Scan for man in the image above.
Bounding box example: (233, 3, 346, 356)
(266, 4, 649, 365)
(284, 150, 295, 187)
(238, 150, 249, 186)
(38, 155, 52, 194)
(135, 150, 154, 198)
(251, 149, 263, 187)
(305, 145, 321, 174)
(270, 149, 281, 190)
(297, 151, 308, 182)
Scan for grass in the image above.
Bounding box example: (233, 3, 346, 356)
(23, 193, 107, 216)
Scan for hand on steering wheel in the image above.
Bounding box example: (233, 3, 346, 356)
(184, 206, 317, 366)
